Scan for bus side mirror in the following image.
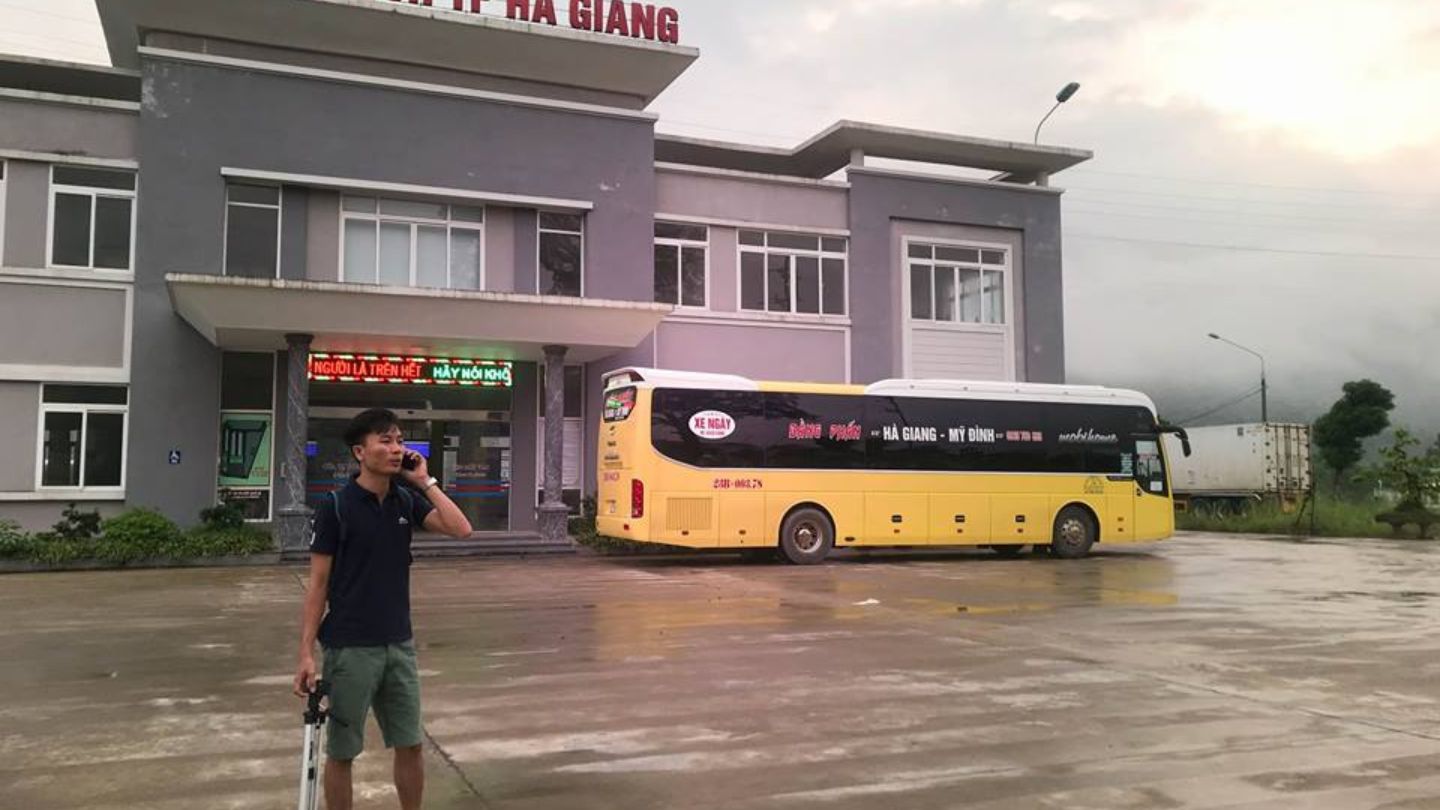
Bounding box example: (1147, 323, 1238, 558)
(1158, 421, 1192, 457)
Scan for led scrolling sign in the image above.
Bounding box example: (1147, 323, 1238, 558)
(308, 353, 514, 388)
(384, 0, 682, 44)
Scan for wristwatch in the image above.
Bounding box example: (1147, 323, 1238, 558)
(422, 476, 439, 492)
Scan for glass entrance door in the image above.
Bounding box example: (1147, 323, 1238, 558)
(438, 420, 511, 532)
(306, 409, 511, 532)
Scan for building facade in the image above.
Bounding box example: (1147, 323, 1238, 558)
(0, 0, 1090, 548)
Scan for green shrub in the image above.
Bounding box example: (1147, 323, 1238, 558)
(1177, 496, 1398, 539)
(52, 504, 102, 542)
(199, 501, 248, 531)
(0, 520, 37, 560)
(179, 525, 276, 557)
(98, 508, 183, 562)
(0, 509, 274, 567)
(23, 532, 89, 565)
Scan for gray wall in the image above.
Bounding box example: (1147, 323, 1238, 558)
(1, 501, 126, 533)
(280, 186, 308, 281)
(483, 206, 516, 292)
(305, 190, 340, 282)
(2, 160, 49, 268)
(512, 209, 538, 295)
(0, 382, 40, 492)
(129, 55, 656, 522)
(705, 227, 739, 313)
(0, 96, 138, 161)
(654, 168, 848, 229)
(657, 321, 848, 383)
(0, 282, 128, 368)
(147, 32, 647, 111)
(847, 167, 1066, 384)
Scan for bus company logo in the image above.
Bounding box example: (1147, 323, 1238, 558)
(1059, 428, 1119, 445)
(690, 410, 735, 440)
(828, 421, 863, 442)
(787, 420, 822, 440)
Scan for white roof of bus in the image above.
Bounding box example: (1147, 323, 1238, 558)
(603, 368, 1157, 414)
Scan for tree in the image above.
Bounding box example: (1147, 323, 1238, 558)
(1373, 430, 1440, 510)
(1312, 379, 1395, 494)
(1372, 430, 1440, 538)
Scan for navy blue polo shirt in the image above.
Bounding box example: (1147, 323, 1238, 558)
(311, 477, 434, 648)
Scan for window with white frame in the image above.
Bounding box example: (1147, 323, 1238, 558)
(538, 212, 583, 297)
(224, 184, 281, 279)
(49, 166, 136, 271)
(907, 242, 1007, 325)
(38, 385, 128, 490)
(739, 230, 847, 315)
(341, 196, 483, 290)
(653, 221, 707, 307)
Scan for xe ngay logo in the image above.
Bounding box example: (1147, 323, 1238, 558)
(689, 410, 735, 440)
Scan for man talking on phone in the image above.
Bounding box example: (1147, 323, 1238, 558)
(292, 408, 472, 810)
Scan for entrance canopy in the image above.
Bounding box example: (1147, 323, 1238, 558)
(167, 274, 670, 363)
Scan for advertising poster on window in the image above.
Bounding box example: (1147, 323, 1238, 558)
(218, 411, 274, 520)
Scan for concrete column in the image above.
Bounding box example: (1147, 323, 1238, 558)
(277, 333, 314, 555)
(537, 345, 570, 543)
(848, 147, 865, 167)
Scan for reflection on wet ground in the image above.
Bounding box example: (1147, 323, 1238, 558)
(2, 533, 1438, 808)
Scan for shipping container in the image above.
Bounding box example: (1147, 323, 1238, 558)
(1163, 423, 1311, 513)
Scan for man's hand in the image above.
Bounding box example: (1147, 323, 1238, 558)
(399, 450, 431, 490)
(294, 654, 318, 698)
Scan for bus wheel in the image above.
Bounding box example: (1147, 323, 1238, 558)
(779, 508, 833, 565)
(990, 544, 1026, 558)
(1050, 507, 1096, 559)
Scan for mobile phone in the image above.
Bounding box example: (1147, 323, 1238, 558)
(401, 452, 419, 471)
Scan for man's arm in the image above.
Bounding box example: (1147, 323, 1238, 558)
(400, 450, 472, 539)
(292, 552, 331, 697)
(419, 483, 472, 539)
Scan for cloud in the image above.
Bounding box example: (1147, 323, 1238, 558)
(1091, 0, 1440, 160)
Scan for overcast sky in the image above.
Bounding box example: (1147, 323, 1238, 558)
(3, 0, 1436, 434)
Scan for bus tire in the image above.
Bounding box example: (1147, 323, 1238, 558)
(990, 544, 1026, 558)
(1051, 506, 1096, 559)
(779, 508, 833, 565)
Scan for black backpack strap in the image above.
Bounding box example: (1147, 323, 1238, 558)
(326, 489, 346, 594)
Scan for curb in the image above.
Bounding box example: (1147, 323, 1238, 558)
(0, 553, 284, 574)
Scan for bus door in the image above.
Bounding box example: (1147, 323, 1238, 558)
(1132, 434, 1174, 539)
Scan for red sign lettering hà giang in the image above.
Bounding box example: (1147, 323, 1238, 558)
(385, 0, 681, 44)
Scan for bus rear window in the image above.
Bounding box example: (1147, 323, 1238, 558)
(604, 387, 637, 422)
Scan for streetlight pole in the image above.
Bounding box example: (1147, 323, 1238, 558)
(1208, 332, 1268, 423)
(1033, 82, 1081, 144)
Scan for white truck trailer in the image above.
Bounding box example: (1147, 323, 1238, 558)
(1162, 423, 1312, 514)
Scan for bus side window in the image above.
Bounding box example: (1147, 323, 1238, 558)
(650, 388, 765, 468)
(764, 393, 867, 470)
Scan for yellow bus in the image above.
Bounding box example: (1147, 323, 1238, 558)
(596, 368, 1189, 564)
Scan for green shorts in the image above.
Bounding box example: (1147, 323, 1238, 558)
(321, 641, 423, 760)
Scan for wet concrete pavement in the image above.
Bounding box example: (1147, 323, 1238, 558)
(2, 532, 1439, 809)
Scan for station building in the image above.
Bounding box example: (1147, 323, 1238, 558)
(0, 0, 1090, 551)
